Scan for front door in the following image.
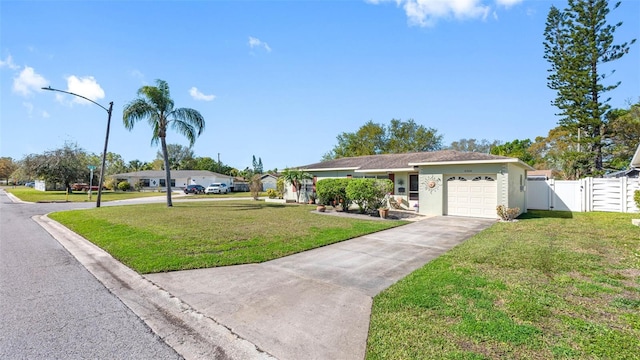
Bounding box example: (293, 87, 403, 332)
(409, 174, 419, 200)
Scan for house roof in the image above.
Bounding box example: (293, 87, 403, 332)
(111, 170, 232, 179)
(300, 150, 533, 172)
(631, 143, 640, 168)
(527, 170, 553, 179)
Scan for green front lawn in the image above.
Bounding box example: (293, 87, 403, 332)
(49, 201, 406, 273)
(367, 211, 640, 359)
(5, 186, 167, 203)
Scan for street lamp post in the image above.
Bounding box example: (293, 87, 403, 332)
(42, 86, 113, 207)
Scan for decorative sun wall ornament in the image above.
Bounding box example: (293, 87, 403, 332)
(421, 175, 441, 194)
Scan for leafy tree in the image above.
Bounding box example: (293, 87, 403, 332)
(323, 119, 442, 160)
(104, 152, 127, 175)
(384, 119, 442, 154)
(249, 174, 262, 200)
(281, 168, 312, 203)
(0, 157, 18, 184)
(530, 127, 591, 179)
(156, 144, 195, 170)
(447, 138, 501, 153)
(123, 79, 205, 207)
(490, 139, 535, 166)
(604, 102, 640, 170)
(543, 0, 635, 176)
(22, 143, 90, 192)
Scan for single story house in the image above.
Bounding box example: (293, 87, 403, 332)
(261, 173, 279, 191)
(290, 150, 534, 219)
(111, 170, 233, 191)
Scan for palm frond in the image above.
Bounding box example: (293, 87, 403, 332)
(123, 99, 155, 130)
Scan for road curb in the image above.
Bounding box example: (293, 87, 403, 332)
(35, 215, 275, 360)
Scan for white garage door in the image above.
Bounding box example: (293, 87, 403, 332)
(446, 175, 497, 218)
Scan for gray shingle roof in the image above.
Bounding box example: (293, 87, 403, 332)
(301, 151, 513, 171)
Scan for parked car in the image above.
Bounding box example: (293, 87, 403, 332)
(71, 183, 102, 191)
(25, 182, 35, 187)
(184, 184, 206, 194)
(205, 183, 228, 194)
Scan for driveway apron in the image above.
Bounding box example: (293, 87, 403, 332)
(146, 216, 494, 360)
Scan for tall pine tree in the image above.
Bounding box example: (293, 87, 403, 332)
(543, 0, 635, 176)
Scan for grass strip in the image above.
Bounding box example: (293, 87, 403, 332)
(367, 210, 640, 359)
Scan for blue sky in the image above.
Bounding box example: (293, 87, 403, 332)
(1, 0, 638, 172)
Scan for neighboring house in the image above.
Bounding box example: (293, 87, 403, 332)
(290, 150, 533, 219)
(111, 170, 233, 191)
(260, 174, 279, 191)
(527, 169, 553, 181)
(604, 168, 639, 178)
(632, 143, 640, 169)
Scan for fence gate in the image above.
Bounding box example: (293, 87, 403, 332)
(527, 177, 639, 213)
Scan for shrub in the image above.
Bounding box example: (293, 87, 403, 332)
(346, 178, 393, 214)
(266, 188, 278, 199)
(276, 177, 285, 199)
(496, 205, 520, 221)
(134, 180, 143, 191)
(117, 181, 131, 191)
(634, 190, 640, 210)
(104, 178, 117, 191)
(316, 178, 352, 211)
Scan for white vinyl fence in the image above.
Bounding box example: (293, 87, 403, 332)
(527, 177, 639, 213)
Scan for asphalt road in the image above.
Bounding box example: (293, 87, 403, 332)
(0, 191, 181, 359)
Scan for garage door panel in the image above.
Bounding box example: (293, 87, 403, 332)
(446, 174, 497, 219)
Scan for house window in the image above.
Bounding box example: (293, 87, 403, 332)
(139, 179, 150, 187)
(159, 179, 176, 187)
(409, 174, 419, 200)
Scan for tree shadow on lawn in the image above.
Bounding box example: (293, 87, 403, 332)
(518, 210, 573, 219)
(176, 202, 288, 211)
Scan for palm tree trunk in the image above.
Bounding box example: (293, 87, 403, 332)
(161, 136, 173, 207)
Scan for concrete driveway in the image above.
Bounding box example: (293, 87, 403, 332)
(146, 216, 494, 360)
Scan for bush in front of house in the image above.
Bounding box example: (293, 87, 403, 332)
(266, 189, 278, 199)
(316, 178, 352, 211)
(118, 181, 131, 191)
(634, 190, 640, 210)
(346, 178, 393, 214)
(105, 178, 117, 190)
(496, 205, 520, 221)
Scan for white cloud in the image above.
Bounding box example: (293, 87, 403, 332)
(189, 87, 216, 101)
(13, 66, 48, 96)
(369, 0, 523, 27)
(42, 110, 50, 118)
(0, 55, 19, 70)
(496, 0, 523, 7)
(62, 75, 105, 104)
(248, 36, 272, 53)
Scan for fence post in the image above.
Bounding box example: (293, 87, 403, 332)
(621, 177, 627, 213)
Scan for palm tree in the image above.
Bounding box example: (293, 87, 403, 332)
(281, 168, 313, 203)
(123, 79, 205, 207)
